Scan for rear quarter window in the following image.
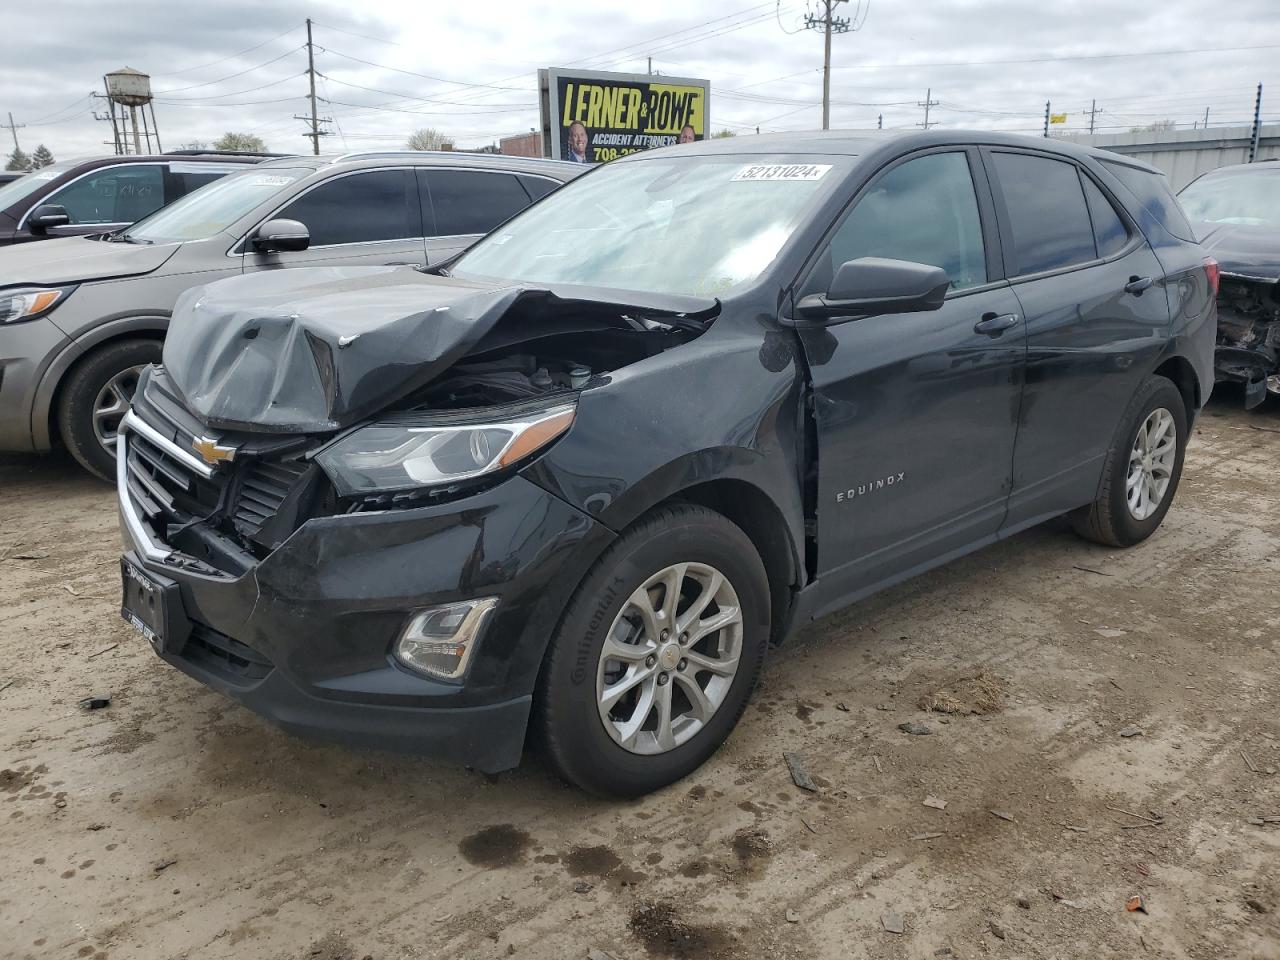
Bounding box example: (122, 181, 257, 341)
(1100, 160, 1196, 242)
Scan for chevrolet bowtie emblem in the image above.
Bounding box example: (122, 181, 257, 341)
(192, 435, 237, 465)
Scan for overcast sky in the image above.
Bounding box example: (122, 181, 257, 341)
(4, 0, 1279, 159)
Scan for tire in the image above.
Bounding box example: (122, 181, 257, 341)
(535, 504, 770, 798)
(57, 339, 160, 482)
(1072, 375, 1188, 547)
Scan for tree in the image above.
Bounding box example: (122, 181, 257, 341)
(712, 128, 737, 139)
(5, 147, 30, 172)
(213, 132, 268, 152)
(1129, 119, 1176, 134)
(406, 127, 451, 151)
(30, 144, 54, 168)
(177, 139, 209, 151)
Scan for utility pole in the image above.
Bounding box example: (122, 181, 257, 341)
(1085, 99, 1098, 135)
(2, 112, 25, 153)
(1249, 82, 1263, 162)
(1043, 100, 1051, 138)
(877, 113, 883, 129)
(647, 56, 652, 76)
(916, 88, 939, 129)
(805, 0, 851, 130)
(293, 18, 331, 155)
(1203, 106, 1210, 129)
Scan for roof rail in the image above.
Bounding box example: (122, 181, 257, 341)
(164, 149, 292, 158)
(326, 149, 564, 165)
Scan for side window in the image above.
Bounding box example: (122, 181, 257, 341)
(44, 164, 164, 225)
(1082, 175, 1129, 259)
(278, 169, 419, 247)
(802, 151, 987, 297)
(426, 170, 532, 237)
(992, 152, 1096, 276)
(518, 175, 558, 202)
(1101, 160, 1196, 242)
(166, 162, 230, 202)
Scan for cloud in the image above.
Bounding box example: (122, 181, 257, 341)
(3, 0, 1277, 159)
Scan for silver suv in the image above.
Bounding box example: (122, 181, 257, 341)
(0, 151, 581, 478)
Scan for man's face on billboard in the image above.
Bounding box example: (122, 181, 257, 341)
(678, 125, 696, 144)
(569, 123, 588, 156)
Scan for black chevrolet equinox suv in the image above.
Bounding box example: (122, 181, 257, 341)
(116, 131, 1216, 797)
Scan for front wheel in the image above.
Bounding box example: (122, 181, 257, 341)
(535, 504, 770, 798)
(1073, 375, 1188, 547)
(57, 339, 160, 482)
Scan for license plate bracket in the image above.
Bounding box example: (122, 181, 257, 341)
(120, 555, 191, 655)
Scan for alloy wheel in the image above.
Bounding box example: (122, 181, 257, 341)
(92, 364, 146, 454)
(1126, 407, 1176, 521)
(596, 561, 743, 755)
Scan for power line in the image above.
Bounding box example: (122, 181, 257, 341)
(831, 42, 1280, 71)
(151, 24, 303, 77)
(153, 46, 305, 94)
(317, 73, 532, 108)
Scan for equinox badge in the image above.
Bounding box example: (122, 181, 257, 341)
(192, 435, 237, 465)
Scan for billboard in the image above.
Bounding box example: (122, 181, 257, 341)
(539, 68, 710, 164)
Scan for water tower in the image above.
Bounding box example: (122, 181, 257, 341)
(103, 67, 161, 155)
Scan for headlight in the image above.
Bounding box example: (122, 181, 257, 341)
(0, 285, 77, 325)
(316, 402, 576, 497)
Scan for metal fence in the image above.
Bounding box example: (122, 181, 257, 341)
(1060, 124, 1280, 190)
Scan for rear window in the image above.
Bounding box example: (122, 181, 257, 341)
(1101, 160, 1195, 242)
(426, 169, 532, 237)
(992, 152, 1096, 276)
(1081, 176, 1130, 258)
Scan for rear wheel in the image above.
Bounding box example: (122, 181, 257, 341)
(58, 339, 160, 481)
(1072, 375, 1187, 547)
(535, 504, 769, 797)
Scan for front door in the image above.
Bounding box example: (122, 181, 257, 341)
(793, 148, 1025, 603)
(245, 168, 427, 271)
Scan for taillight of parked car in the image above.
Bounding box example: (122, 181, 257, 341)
(1204, 257, 1220, 297)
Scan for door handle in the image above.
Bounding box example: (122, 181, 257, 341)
(1124, 275, 1154, 295)
(974, 312, 1020, 337)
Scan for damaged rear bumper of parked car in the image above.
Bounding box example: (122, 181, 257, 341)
(1215, 271, 1280, 408)
(116, 375, 615, 773)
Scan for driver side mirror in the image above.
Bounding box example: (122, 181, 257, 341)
(251, 218, 310, 253)
(28, 204, 71, 234)
(794, 257, 950, 324)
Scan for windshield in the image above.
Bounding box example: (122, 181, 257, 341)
(123, 167, 310, 243)
(452, 155, 846, 298)
(1179, 170, 1280, 227)
(0, 161, 76, 212)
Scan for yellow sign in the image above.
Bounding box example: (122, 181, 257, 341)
(1050, 113, 1068, 124)
(544, 69, 709, 164)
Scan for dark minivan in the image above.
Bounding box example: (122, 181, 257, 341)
(0, 152, 271, 244)
(116, 131, 1216, 797)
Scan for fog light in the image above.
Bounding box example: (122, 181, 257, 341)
(394, 598, 498, 680)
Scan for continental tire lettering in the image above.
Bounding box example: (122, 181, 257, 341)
(571, 581, 621, 685)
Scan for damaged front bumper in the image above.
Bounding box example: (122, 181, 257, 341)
(116, 414, 614, 773)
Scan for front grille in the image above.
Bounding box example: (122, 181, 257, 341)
(233, 460, 311, 535)
(185, 622, 274, 682)
(126, 429, 228, 521)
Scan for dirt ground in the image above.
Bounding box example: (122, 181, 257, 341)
(1, 395, 1278, 960)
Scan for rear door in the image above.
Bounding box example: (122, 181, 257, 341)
(419, 168, 546, 263)
(795, 147, 1026, 598)
(247, 168, 426, 270)
(983, 148, 1173, 529)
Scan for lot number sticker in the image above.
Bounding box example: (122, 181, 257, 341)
(732, 163, 832, 182)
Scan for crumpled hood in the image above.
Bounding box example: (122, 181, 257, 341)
(1194, 221, 1280, 282)
(164, 267, 531, 433)
(0, 235, 179, 286)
